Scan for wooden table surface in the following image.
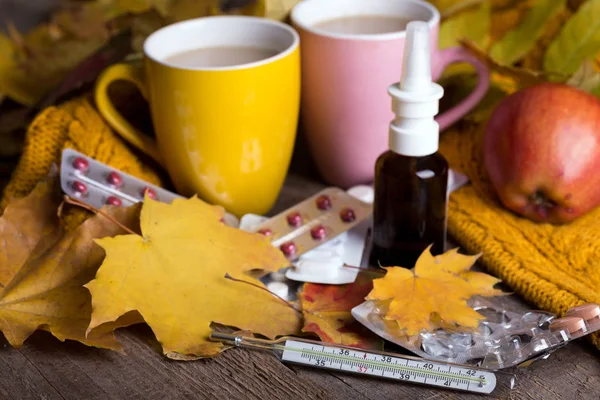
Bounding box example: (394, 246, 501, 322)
(1, 142, 599, 400)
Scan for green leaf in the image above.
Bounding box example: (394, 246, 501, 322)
(489, 0, 567, 65)
(438, 2, 490, 77)
(566, 59, 600, 94)
(544, 0, 600, 75)
(439, 2, 491, 49)
(437, 0, 486, 19)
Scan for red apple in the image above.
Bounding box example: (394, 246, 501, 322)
(484, 82, 600, 224)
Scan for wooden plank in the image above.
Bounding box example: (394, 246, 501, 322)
(12, 325, 367, 400)
(0, 335, 63, 400)
(9, 324, 600, 400)
(303, 340, 600, 400)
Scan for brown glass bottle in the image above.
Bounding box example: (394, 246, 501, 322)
(369, 150, 448, 269)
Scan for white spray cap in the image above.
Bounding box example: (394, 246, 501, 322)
(388, 21, 444, 156)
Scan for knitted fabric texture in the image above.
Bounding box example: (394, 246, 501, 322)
(1, 96, 162, 228)
(439, 120, 600, 350)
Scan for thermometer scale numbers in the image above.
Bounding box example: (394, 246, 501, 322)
(280, 340, 496, 394)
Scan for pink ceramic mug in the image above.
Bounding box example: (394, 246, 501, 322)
(291, 0, 490, 188)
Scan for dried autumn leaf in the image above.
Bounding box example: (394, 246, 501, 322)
(152, 0, 173, 16)
(0, 2, 113, 105)
(51, 2, 111, 40)
(221, 0, 266, 16)
(544, 0, 600, 75)
(0, 172, 142, 349)
(131, 10, 167, 52)
(365, 247, 504, 336)
(299, 270, 383, 350)
(117, 0, 154, 14)
(165, 0, 221, 21)
(489, 0, 567, 65)
(162, 0, 265, 23)
(0, 34, 40, 106)
(86, 196, 302, 358)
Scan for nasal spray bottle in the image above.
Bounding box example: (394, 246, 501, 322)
(369, 21, 448, 269)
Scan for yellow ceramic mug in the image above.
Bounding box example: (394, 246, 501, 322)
(95, 16, 300, 217)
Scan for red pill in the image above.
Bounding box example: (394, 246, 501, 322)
(106, 196, 122, 206)
(311, 225, 327, 240)
(72, 181, 87, 196)
(340, 208, 356, 222)
(258, 228, 273, 237)
(280, 241, 297, 257)
(72, 157, 89, 173)
(315, 195, 332, 210)
(286, 211, 303, 227)
(107, 171, 123, 187)
(142, 187, 157, 200)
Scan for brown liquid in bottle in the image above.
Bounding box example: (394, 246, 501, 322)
(369, 150, 448, 268)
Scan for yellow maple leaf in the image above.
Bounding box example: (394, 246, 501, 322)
(0, 172, 142, 349)
(86, 195, 302, 358)
(365, 246, 504, 336)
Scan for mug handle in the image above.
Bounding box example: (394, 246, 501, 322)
(94, 63, 164, 164)
(434, 46, 491, 130)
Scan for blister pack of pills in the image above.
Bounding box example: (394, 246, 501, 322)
(59, 148, 240, 227)
(351, 298, 600, 370)
(248, 187, 372, 261)
(240, 186, 373, 286)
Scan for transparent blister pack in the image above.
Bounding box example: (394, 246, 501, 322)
(351, 297, 600, 370)
(248, 187, 372, 262)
